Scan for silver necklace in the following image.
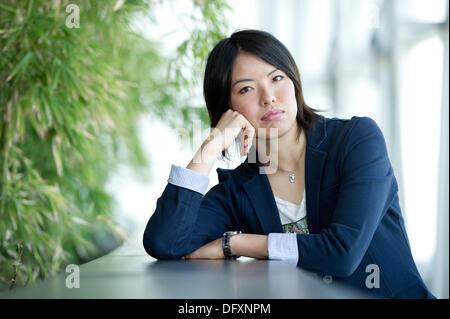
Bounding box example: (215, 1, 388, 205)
(277, 147, 305, 184)
(277, 170, 296, 183)
(289, 172, 296, 183)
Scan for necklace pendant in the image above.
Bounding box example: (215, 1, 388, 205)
(289, 172, 295, 183)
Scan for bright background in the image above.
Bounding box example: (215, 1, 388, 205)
(106, 0, 449, 298)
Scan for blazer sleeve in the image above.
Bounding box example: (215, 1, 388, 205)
(143, 170, 236, 260)
(296, 117, 397, 277)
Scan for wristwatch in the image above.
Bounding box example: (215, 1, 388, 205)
(222, 230, 242, 259)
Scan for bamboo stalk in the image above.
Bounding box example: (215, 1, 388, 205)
(0, 97, 13, 203)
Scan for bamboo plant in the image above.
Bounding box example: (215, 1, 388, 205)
(0, 0, 230, 291)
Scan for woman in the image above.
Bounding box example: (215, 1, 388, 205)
(143, 29, 435, 299)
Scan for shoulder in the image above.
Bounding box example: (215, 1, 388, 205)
(319, 116, 385, 153)
(325, 116, 382, 137)
(326, 117, 391, 176)
(341, 116, 386, 150)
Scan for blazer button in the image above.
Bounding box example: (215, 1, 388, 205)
(323, 275, 333, 284)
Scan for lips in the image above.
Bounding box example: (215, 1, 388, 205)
(261, 109, 284, 121)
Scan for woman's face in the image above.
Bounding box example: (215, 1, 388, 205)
(229, 51, 298, 139)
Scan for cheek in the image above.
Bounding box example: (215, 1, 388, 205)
(278, 81, 296, 104)
(231, 96, 257, 119)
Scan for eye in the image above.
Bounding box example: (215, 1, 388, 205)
(239, 87, 252, 94)
(273, 75, 284, 82)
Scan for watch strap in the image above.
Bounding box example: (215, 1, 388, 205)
(222, 231, 241, 259)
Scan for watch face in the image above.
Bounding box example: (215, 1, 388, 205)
(224, 230, 241, 236)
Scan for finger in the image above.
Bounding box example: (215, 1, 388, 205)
(240, 132, 245, 156)
(235, 129, 244, 156)
(240, 129, 248, 156)
(247, 127, 255, 154)
(242, 126, 254, 155)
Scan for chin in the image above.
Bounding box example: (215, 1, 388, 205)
(256, 117, 297, 140)
(255, 125, 288, 140)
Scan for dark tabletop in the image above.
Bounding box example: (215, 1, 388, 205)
(2, 236, 372, 299)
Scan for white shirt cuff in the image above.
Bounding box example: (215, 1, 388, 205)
(268, 233, 299, 267)
(167, 164, 210, 195)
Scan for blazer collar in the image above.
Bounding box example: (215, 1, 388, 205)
(306, 116, 328, 149)
(240, 117, 328, 234)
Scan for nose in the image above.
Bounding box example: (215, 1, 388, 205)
(261, 87, 276, 106)
(263, 97, 276, 105)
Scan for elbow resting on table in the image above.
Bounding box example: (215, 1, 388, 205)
(143, 228, 180, 260)
(307, 227, 367, 277)
(331, 257, 360, 278)
(301, 240, 363, 277)
(321, 249, 363, 278)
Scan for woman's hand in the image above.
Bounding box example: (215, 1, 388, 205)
(186, 109, 255, 177)
(181, 238, 224, 260)
(209, 109, 255, 157)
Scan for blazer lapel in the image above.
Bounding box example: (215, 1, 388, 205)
(305, 147, 327, 234)
(242, 165, 283, 234)
(304, 118, 328, 234)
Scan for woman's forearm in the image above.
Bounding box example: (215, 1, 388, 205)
(186, 137, 221, 177)
(230, 233, 269, 259)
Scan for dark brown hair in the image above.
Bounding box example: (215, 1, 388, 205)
(203, 29, 322, 160)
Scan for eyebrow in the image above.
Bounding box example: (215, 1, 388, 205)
(231, 68, 279, 89)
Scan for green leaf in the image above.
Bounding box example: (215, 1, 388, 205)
(6, 52, 34, 82)
(51, 136, 63, 177)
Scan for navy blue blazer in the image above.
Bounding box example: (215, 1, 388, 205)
(143, 116, 435, 299)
